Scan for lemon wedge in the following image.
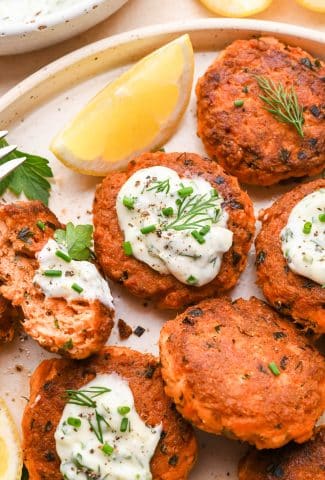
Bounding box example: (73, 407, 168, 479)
(51, 34, 194, 175)
(199, 0, 273, 17)
(0, 398, 23, 480)
(295, 0, 325, 12)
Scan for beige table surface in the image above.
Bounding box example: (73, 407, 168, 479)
(0, 0, 325, 97)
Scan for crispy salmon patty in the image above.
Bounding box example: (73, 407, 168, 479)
(93, 152, 255, 309)
(196, 37, 325, 186)
(0, 201, 114, 358)
(239, 426, 325, 480)
(255, 179, 325, 334)
(22, 346, 197, 480)
(159, 296, 325, 449)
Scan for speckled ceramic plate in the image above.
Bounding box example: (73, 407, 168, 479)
(0, 18, 324, 480)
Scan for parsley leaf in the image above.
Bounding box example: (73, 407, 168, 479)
(0, 138, 53, 205)
(54, 222, 94, 261)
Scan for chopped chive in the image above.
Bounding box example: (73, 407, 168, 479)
(303, 221, 312, 234)
(318, 213, 325, 222)
(36, 220, 46, 231)
(72, 283, 83, 294)
(140, 225, 156, 234)
(117, 406, 131, 415)
(120, 417, 129, 432)
(102, 443, 114, 456)
(62, 339, 73, 350)
(242, 86, 249, 93)
(162, 207, 174, 217)
(55, 250, 71, 263)
(187, 275, 198, 285)
(211, 188, 218, 198)
(67, 417, 81, 428)
(199, 225, 211, 236)
(123, 241, 133, 256)
(268, 362, 281, 376)
(177, 186, 193, 197)
(234, 99, 244, 107)
(123, 196, 135, 210)
(191, 230, 205, 244)
(43, 270, 62, 277)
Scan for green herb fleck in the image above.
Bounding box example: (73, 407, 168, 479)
(242, 86, 249, 93)
(123, 241, 133, 256)
(117, 406, 131, 415)
(268, 362, 281, 376)
(234, 99, 244, 107)
(191, 230, 205, 244)
(67, 417, 81, 428)
(43, 270, 62, 277)
(147, 178, 170, 194)
(318, 213, 325, 222)
(303, 221, 312, 234)
(162, 207, 174, 217)
(55, 250, 71, 263)
(199, 225, 211, 236)
(102, 443, 114, 456)
(178, 186, 194, 197)
(62, 339, 73, 350)
(71, 283, 83, 294)
(140, 224, 156, 234)
(36, 220, 46, 231)
(187, 275, 198, 285)
(120, 417, 129, 432)
(0, 138, 53, 205)
(123, 196, 135, 210)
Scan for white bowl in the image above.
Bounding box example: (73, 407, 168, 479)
(0, 0, 128, 56)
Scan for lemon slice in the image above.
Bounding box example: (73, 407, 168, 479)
(0, 398, 23, 480)
(295, 0, 325, 12)
(51, 34, 194, 175)
(199, 0, 273, 17)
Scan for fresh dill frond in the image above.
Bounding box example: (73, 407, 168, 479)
(147, 178, 170, 194)
(255, 75, 305, 137)
(166, 191, 220, 231)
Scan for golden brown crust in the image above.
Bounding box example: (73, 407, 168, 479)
(238, 426, 325, 480)
(93, 152, 255, 309)
(159, 296, 325, 449)
(22, 346, 197, 480)
(196, 37, 325, 186)
(0, 295, 19, 343)
(0, 201, 114, 358)
(255, 179, 325, 334)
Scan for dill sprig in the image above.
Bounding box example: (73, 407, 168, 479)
(147, 178, 170, 194)
(88, 410, 110, 443)
(66, 386, 111, 408)
(166, 192, 220, 231)
(255, 76, 305, 137)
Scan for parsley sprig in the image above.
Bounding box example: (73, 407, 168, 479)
(54, 223, 94, 261)
(0, 138, 53, 205)
(255, 76, 305, 137)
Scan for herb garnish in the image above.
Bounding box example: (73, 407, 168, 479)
(166, 192, 220, 231)
(147, 178, 170, 194)
(88, 410, 110, 443)
(66, 386, 111, 408)
(0, 137, 53, 205)
(255, 76, 305, 137)
(54, 223, 93, 261)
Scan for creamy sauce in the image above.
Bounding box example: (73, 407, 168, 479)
(281, 189, 325, 285)
(55, 373, 162, 480)
(0, 0, 82, 23)
(116, 166, 233, 287)
(33, 239, 114, 309)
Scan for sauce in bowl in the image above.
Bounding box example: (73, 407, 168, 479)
(0, 0, 84, 24)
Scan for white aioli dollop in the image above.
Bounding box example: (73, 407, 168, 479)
(116, 166, 233, 287)
(281, 188, 325, 285)
(0, 0, 82, 23)
(55, 373, 162, 480)
(33, 239, 114, 309)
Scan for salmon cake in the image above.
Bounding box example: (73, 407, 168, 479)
(239, 426, 325, 480)
(0, 201, 114, 358)
(93, 151, 255, 310)
(0, 296, 19, 343)
(22, 346, 197, 480)
(255, 179, 325, 334)
(159, 297, 325, 449)
(196, 37, 325, 185)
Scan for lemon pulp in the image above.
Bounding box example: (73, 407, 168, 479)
(51, 34, 194, 175)
(199, 0, 273, 17)
(295, 0, 325, 12)
(0, 398, 23, 480)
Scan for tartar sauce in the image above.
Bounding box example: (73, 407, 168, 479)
(281, 188, 325, 285)
(116, 166, 233, 287)
(0, 0, 82, 23)
(33, 239, 114, 309)
(55, 373, 162, 480)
